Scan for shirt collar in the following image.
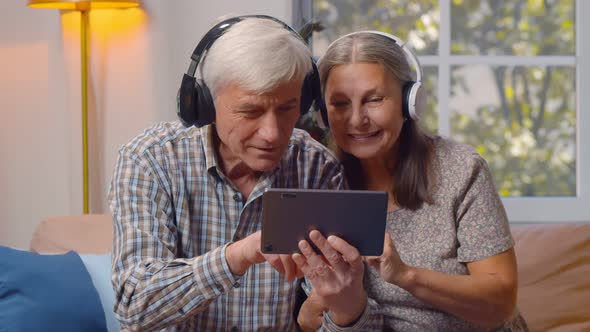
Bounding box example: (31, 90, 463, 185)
(201, 124, 219, 175)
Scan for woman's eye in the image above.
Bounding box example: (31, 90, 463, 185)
(367, 97, 383, 104)
(277, 105, 296, 113)
(330, 101, 349, 108)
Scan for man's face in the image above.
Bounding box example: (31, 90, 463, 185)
(214, 80, 302, 173)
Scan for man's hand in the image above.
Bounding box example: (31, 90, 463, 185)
(297, 289, 326, 332)
(225, 231, 265, 276)
(225, 231, 303, 281)
(264, 252, 304, 282)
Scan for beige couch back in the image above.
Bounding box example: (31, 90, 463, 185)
(511, 224, 590, 332)
(30, 216, 590, 332)
(30, 214, 113, 254)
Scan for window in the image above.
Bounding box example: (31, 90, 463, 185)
(294, 0, 590, 222)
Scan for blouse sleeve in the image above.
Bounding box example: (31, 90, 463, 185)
(455, 153, 514, 262)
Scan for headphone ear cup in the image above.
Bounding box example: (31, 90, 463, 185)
(177, 74, 198, 127)
(411, 82, 427, 120)
(402, 81, 426, 121)
(176, 75, 215, 128)
(303, 60, 329, 129)
(402, 81, 414, 120)
(301, 60, 321, 116)
(300, 76, 312, 116)
(194, 80, 215, 127)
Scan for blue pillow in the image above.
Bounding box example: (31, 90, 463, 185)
(0, 246, 107, 332)
(79, 253, 120, 332)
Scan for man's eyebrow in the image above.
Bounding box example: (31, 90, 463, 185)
(278, 98, 298, 107)
(235, 103, 260, 111)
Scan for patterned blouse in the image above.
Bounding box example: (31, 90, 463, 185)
(365, 138, 529, 331)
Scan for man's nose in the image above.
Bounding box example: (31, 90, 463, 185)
(258, 113, 281, 143)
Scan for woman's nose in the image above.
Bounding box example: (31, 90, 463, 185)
(349, 104, 368, 127)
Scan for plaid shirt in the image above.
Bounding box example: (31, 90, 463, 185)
(108, 121, 348, 331)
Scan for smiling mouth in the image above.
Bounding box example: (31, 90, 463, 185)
(348, 131, 382, 140)
(255, 146, 279, 152)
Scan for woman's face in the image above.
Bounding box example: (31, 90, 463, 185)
(325, 63, 405, 162)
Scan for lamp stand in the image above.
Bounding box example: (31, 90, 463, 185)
(27, 0, 140, 215)
(81, 9, 89, 214)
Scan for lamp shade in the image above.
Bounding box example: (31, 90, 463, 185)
(28, 0, 139, 10)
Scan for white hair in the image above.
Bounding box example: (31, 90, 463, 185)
(201, 17, 312, 97)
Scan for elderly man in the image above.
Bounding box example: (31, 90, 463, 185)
(108, 15, 346, 331)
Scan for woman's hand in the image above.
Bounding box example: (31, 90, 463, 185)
(366, 233, 410, 286)
(297, 289, 326, 332)
(292, 230, 367, 327)
(369, 233, 519, 327)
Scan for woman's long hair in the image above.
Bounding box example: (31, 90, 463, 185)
(320, 33, 435, 210)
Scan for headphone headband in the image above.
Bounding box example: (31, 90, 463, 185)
(185, 15, 305, 78)
(326, 30, 423, 83)
(315, 30, 426, 126)
(177, 15, 324, 128)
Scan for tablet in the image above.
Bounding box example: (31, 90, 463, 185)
(261, 188, 388, 256)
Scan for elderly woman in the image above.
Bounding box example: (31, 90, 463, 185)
(294, 31, 529, 332)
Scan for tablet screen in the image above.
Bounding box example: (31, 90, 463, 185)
(261, 188, 388, 256)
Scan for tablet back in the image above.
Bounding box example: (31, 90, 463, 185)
(261, 189, 388, 256)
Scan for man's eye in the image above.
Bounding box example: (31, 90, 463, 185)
(238, 110, 262, 118)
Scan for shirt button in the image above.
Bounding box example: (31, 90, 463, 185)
(232, 193, 241, 202)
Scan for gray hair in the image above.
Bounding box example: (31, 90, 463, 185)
(201, 17, 312, 97)
(319, 32, 412, 91)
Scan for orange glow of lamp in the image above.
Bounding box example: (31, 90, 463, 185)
(28, 0, 139, 214)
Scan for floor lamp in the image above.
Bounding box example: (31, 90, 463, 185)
(28, 0, 139, 214)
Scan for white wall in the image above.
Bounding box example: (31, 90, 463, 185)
(0, 1, 293, 249)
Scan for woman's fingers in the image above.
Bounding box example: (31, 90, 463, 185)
(298, 238, 324, 266)
(326, 235, 362, 269)
(292, 252, 307, 269)
(382, 232, 394, 256)
(364, 233, 393, 271)
(364, 256, 382, 272)
(296, 239, 332, 281)
(308, 230, 349, 274)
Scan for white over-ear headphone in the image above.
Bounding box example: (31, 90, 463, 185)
(315, 31, 427, 128)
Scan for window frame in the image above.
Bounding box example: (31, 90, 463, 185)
(293, 0, 590, 223)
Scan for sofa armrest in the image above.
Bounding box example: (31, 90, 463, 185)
(511, 223, 590, 332)
(30, 214, 113, 254)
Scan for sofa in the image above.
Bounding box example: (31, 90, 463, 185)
(15, 215, 590, 331)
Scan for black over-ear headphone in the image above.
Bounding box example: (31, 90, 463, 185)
(177, 15, 325, 128)
(315, 31, 427, 129)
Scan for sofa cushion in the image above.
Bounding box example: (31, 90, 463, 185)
(512, 224, 590, 332)
(79, 253, 120, 332)
(0, 246, 107, 332)
(29, 214, 112, 254)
